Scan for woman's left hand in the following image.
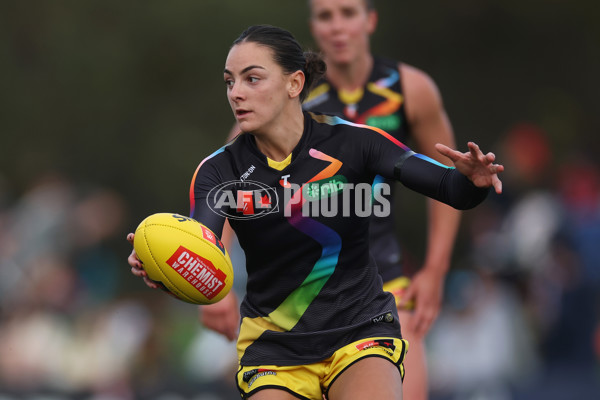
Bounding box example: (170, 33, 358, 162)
(435, 141, 504, 194)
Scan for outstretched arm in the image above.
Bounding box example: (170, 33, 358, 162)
(392, 146, 497, 211)
(435, 141, 504, 194)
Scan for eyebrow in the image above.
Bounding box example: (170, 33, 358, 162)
(224, 65, 266, 75)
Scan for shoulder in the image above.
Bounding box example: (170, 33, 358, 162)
(398, 63, 445, 121)
(307, 111, 394, 147)
(192, 137, 243, 179)
(198, 143, 233, 167)
(307, 111, 369, 136)
(399, 63, 443, 101)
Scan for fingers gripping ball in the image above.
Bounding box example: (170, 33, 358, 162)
(133, 213, 233, 304)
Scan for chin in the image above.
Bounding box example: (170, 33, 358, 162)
(237, 120, 257, 133)
(329, 53, 353, 66)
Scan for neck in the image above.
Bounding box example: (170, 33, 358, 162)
(325, 53, 373, 91)
(254, 106, 304, 162)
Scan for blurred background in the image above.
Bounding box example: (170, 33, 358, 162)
(0, 0, 598, 399)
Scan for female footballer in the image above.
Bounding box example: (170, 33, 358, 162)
(128, 25, 503, 400)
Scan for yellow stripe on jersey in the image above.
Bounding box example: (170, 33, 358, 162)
(304, 82, 330, 103)
(338, 87, 364, 105)
(237, 315, 286, 361)
(267, 153, 292, 170)
(366, 82, 403, 102)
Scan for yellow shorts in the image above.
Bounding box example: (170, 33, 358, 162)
(382, 276, 415, 311)
(236, 337, 408, 399)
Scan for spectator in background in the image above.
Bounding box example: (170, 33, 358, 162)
(0, 172, 157, 399)
(461, 123, 600, 398)
(426, 267, 539, 399)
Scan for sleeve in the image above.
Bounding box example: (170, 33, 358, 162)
(189, 154, 228, 238)
(361, 125, 489, 210)
(393, 153, 489, 210)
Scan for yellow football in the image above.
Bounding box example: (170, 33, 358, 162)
(133, 213, 233, 305)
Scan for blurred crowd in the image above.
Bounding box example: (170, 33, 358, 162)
(0, 172, 241, 399)
(0, 123, 599, 400)
(426, 123, 600, 399)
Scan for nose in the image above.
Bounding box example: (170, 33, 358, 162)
(228, 81, 244, 102)
(330, 13, 345, 33)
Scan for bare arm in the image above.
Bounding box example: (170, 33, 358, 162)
(397, 64, 462, 336)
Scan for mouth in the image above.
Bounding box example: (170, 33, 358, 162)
(331, 39, 347, 50)
(235, 109, 252, 119)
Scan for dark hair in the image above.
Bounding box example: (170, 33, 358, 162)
(232, 25, 326, 102)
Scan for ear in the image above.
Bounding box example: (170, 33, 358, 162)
(366, 10, 378, 35)
(287, 70, 305, 99)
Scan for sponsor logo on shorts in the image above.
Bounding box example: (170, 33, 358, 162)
(242, 369, 260, 382)
(166, 246, 227, 299)
(356, 339, 396, 356)
(242, 369, 277, 388)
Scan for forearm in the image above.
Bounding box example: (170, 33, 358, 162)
(221, 219, 235, 249)
(394, 154, 490, 210)
(422, 199, 461, 275)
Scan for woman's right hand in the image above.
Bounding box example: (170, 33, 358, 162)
(126, 232, 159, 289)
(199, 290, 240, 341)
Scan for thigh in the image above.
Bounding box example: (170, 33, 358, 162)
(398, 310, 428, 400)
(328, 356, 403, 400)
(323, 337, 407, 399)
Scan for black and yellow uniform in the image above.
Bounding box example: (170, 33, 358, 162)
(304, 57, 409, 283)
(189, 112, 487, 397)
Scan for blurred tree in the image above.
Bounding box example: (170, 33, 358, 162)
(0, 0, 597, 227)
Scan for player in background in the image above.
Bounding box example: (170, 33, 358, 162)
(302, 1, 461, 398)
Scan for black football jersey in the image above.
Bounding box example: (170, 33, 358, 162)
(304, 57, 410, 281)
(189, 112, 487, 366)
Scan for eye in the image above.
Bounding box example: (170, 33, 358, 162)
(341, 8, 357, 18)
(224, 78, 234, 88)
(315, 10, 332, 22)
(248, 76, 260, 84)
